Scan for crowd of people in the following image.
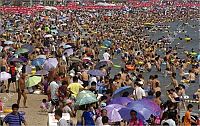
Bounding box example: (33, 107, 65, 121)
(0, 0, 200, 126)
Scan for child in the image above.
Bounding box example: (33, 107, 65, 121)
(40, 99, 48, 112)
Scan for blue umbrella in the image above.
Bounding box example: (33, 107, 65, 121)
(112, 86, 134, 98)
(109, 97, 134, 106)
(22, 44, 34, 53)
(31, 58, 46, 66)
(88, 69, 106, 76)
(103, 40, 112, 47)
(127, 99, 161, 117)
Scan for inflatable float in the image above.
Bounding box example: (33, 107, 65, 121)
(3, 108, 12, 113)
(184, 37, 191, 42)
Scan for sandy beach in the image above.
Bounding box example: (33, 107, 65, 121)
(0, 93, 47, 126)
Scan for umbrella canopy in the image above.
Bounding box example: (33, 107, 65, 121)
(63, 44, 72, 49)
(36, 55, 47, 59)
(75, 90, 98, 106)
(63, 48, 73, 56)
(9, 58, 23, 63)
(0, 72, 11, 81)
(119, 107, 147, 121)
(109, 97, 134, 106)
(35, 70, 49, 75)
(103, 40, 112, 47)
(127, 99, 161, 117)
(21, 44, 34, 53)
(43, 58, 58, 71)
(112, 86, 134, 98)
(16, 48, 29, 54)
(4, 41, 15, 45)
(95, 60, 112, 69)
(105, 104, 125, 122)
(26, 76, 42, 87)
(88, 69, 106, 76)
(31, 58, 46, 66)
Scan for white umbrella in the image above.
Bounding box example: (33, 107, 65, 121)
(63, 48, 73, 56)
(4, 41, 15, 45)
(36, 55, 47, 59)
(0, 72, 11, 81)
(44, 34, 53, 38)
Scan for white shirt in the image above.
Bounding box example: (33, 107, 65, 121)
(96, 116, 103, 126)
(161, 119, 176, 126)
(103, 52, 110, 60)
(50, 81, 59, 99)
(133, 86, 146, 100)
(57, 118, 68, 126)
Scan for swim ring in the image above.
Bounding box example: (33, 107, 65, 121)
(3, 108, 12, 113)
(190, 52, 197, 56)
(100, 46, 107, 49)
(126, 65, 135, 70)
(113, 65, 121, 68)
(184, 38, 191, 41)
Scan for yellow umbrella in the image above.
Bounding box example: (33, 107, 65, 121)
(26, 76, 42, 87)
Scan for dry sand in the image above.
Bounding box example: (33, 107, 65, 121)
(0, 93, 47, 126)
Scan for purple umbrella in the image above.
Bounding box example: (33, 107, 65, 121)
(43, 58, 58, 71)
(119, 107, 148, 122)
(109, 97, 134, 106)
(26, 65, 32, 74)
(104, 104, 126, 122)
(88, 69, 106, 76)
(9, 58, 23, 63)
(127, 99, 161, 117)
(35, 70, 49, 75)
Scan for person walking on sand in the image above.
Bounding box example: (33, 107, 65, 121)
(17, 73, 27, 108)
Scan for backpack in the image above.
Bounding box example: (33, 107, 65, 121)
(9, 66, 16, 76)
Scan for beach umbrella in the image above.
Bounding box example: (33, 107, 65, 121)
(112, 86, 134, 98)
(63, 44, 72, 49)
(35, 70, 49, 75)
(119, 107, 147, 121)
(36, 55, 47, 59)
(4, 41, 14, 45)
(44, 34, 53, 38)
(88, 69, 106, 76)
(103, 40, 112, 47)
(95, 60, 112, 69)
(16, 48, 29, 54)
(9, 58, 23, 63)
(26, 76, 42, 87)
(0, 72, 11, 81)
(63, 48, 73, 56)
(31, 58, 46, 66)
(127, 99, 161, 117)
(43, 58, 58, 71)
(109, 97, 134, 106)
(75, 90, 98, 106)
(21, 44, 34, 53)
(104, 104, 125, 122)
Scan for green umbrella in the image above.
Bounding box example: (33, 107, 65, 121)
(75, 90, 98, 106)
(16, 48, 29, 54)
(26, 76, 42, 87)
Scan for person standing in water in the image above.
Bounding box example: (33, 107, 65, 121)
(17, 73, 28, 108)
